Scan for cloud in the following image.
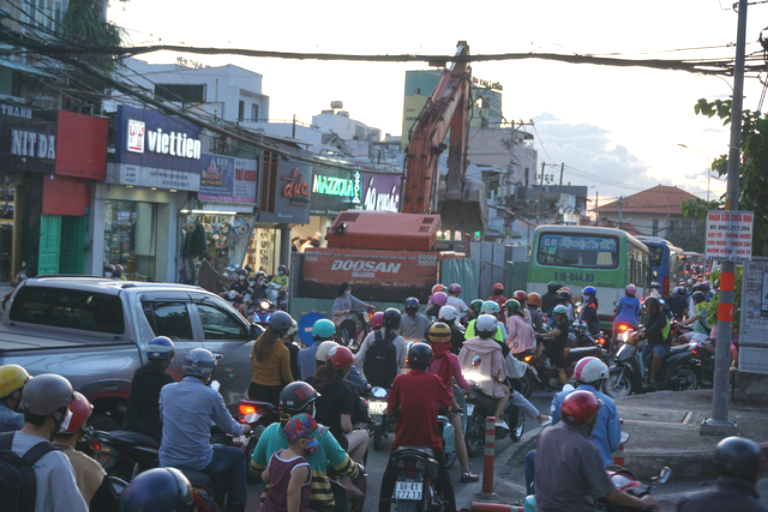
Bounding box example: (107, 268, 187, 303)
(530, 113, 659, 198)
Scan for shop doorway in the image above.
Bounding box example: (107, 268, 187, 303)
(38, 215, 86, 275)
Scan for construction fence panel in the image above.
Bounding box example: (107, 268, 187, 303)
(440, 258, 479, 301)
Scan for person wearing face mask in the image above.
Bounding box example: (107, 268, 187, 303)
(579, 287, 600, 336)
(251, 270, 270, 301)
(270, 264, 290, 310)
(222, 268, 252, 314)
(331, 282, 372, 338)
(103, 263, 116, 279)
(0, 373, 88, 512)
(251, 382, 364, 512)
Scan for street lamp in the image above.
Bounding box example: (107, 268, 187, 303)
(678, 144, 713, 203)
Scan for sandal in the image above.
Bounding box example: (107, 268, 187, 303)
(460, 471, 479, 483)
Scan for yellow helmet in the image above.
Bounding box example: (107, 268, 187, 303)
(0, 364, 30, 399)
(427, 322, 452, 343)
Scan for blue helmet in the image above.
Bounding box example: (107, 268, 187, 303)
(405, 297, 420, 310)
(582, 286, 597, 297)
(312, 319, 336, 340)
(182, 348, 218, 378)
(146, 336, 175, 360)
(122, 468, 193, 512)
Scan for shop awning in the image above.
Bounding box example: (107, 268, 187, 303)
(0, 57, 54, 78)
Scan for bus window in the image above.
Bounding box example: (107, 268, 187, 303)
(537, 234, 619, 269)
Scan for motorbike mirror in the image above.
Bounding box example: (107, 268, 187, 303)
(107, 475, 128, 499)
(658, 467, 672, 484)
(243, 412, 259, 424)
(371, 387, 388, 398)
(574, 301, 582, 308)
(210, 380, 221, 392)
(472, 355, 481, 367)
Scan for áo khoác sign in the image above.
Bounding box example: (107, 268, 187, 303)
(705, 210, 754, 262)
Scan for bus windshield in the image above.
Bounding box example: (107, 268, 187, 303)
(647, 245, 664, 267)
(537, 233, 619, 269)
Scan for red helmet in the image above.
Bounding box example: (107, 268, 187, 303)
(448, 283, 462, 294)
(512, 290, 527, 302)
(432, 284, 446, 294)
(326, 345, 354, 370)
(492, 283, 504, 294)
(61, 392, 92, 434)
(431, 291, 448, 307)
(371, 312, 384, 330)
(560, 390, 602, 427)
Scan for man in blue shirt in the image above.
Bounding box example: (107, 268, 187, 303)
(524, 356, 621, 493)
(159, 348, 251, 512)
(0, 364, 30, 433)
(298, 319, 336, 379)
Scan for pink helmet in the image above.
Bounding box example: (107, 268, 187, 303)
(448, 283, 462, 294)
(370, 312, 384, 330)
(432, 291, 448, 307)
(625, 284, 637, 296)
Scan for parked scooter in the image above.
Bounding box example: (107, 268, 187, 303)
(522, 466, 672, 512)
(606, 327, 700, 398)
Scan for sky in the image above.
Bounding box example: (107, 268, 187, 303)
(106, 0, 768, 205)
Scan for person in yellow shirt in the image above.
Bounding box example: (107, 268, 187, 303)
(249, 311, 296, 405)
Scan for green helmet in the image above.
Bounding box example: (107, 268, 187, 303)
(470, 299, 484, 316)
(312, 319, 336, 340)
(505, 299, 521, 313)
(553, 305, 568, 316)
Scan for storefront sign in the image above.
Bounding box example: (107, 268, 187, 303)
(198, 153, 258, 204)
(360, 172, 402, 212)
(706, 210, 754, 262)
(309, 165, 361, 214)
(112, 105, 203, 191)
(56, 111, 108, 180)
(302, 248, 438, 288)
(0, 99, 57, 174)
(257, 158, 312, 225)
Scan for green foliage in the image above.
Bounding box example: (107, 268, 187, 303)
(62, 0, 123, 72)
(704, 266, 743, 330)
(685, 99, 768, 255)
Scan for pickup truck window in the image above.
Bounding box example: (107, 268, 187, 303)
(9, 286, 125, 335)
(196, 303, 249, 341)
(142, 302, 194, 340)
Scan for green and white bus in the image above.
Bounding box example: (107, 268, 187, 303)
(527, 226, 651, 331)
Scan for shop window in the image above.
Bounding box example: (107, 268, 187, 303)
(260, 151, 278, 213)
(10, 286, 125, 335)
(238, 100, 245, 121)
(195, 303, 248, 340)
(105, 200, 157, 281)
(142, 301, 194, 340)
(251, 104, 259, 122)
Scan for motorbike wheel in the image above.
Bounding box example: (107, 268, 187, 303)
(373, 425, 383, 451)
(465, 413, 484, 457)
(672, 367, 699, 392)
(519, 372, 534, 399)
(605, 368, 633, 399)
(506, 407, 525, 442)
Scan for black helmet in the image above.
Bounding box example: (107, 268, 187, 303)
(547, 281, 562, 292)
(408, 343, 433, 371)
(713, 437, 763, 480)
(556, 290, 572, 302)
(692, 291, 706, 303)
(122, 468, 193, 512)
(643, 296, 661, 311)
(279, 381, 319, 414)
(269, 311, 294, 332)
(405, 297, 419, 310)
(383, 308, 401, 330)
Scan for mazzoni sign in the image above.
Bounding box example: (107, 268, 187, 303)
(111, 105, 204, 191)
(0, 99, 57, 174)
(309, 165, 362, 214)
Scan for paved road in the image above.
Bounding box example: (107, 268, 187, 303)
(246, 390, 555, 509)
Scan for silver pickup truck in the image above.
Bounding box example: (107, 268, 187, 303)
(0, 277, 260, 429)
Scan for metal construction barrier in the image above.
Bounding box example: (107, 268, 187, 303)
(612, 419, 626, 466)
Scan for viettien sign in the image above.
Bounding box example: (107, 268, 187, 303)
(706, 210, 754, 262)
(111, 105, 204, 191)
(198, 153, 257, 204)
(0, 99, 57, 174)
(301, 248, 438, 288)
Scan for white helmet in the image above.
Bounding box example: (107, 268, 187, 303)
(438, 305, 457, 322)
(475, 314, 497, 335)
(573, 357, 608, 383)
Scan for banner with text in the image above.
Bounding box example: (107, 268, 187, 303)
(705, 210, 754, 262)
(198, 153, 258, 204)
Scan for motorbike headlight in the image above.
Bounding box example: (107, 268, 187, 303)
(260, 301, 270, 309)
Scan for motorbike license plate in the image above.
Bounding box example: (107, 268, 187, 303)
(395, 481, 423, 500)
(466, 404, 475, 416)
(369, 401, 387, 415)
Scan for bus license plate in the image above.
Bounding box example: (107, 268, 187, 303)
(466, 404, 475, 416)
(395, 481, 422, 500)
(369, 401, 387, 415)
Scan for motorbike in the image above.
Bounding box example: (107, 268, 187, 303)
(605, 327, 700, 399)
(530, 345, 606, 392)
(568, 319, 604, 349)
(463, 383, 525, 457)
(89, 427, 160, 482)
(523, 466, 671, 512)
(266, 281, 288, 311)
(221, 289, 246, 312)
(249, 298, 277, 327)
(237, 399, 280, 479)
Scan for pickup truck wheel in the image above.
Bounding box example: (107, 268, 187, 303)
(88, 412, 121, 432)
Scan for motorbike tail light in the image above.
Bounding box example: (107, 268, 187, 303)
(524, 355, 533, 363)
(89, 440, 102, 453)
(239, 403, 257, 417)
(692, 349, 698, 355)
(618, 324, 629, 332)
(397, 456, 423, 475)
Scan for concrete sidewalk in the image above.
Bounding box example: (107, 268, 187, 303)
(456, 388, 768, 510)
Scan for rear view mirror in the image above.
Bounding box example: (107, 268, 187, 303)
(210, 380, 221, 392)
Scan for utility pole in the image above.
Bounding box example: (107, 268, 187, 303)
(292, 114, 296, 138)
(539, 162, 545, 187)
(703, 0, 747, 435)
(595, 191, 599, 226)
(618, 197, 624, 230)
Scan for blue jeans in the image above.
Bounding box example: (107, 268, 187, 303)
(524, 449, 537, 495)
(203, 444, 246, 505)
(641, 344, 670, 368)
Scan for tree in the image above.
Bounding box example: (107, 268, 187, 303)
(681, 98, 768, 256)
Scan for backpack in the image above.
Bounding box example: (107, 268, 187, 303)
(364, 329, 399, 388)
(0, 431, 57, 512)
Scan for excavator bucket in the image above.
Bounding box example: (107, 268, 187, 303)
(437, 177, 487, 235)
